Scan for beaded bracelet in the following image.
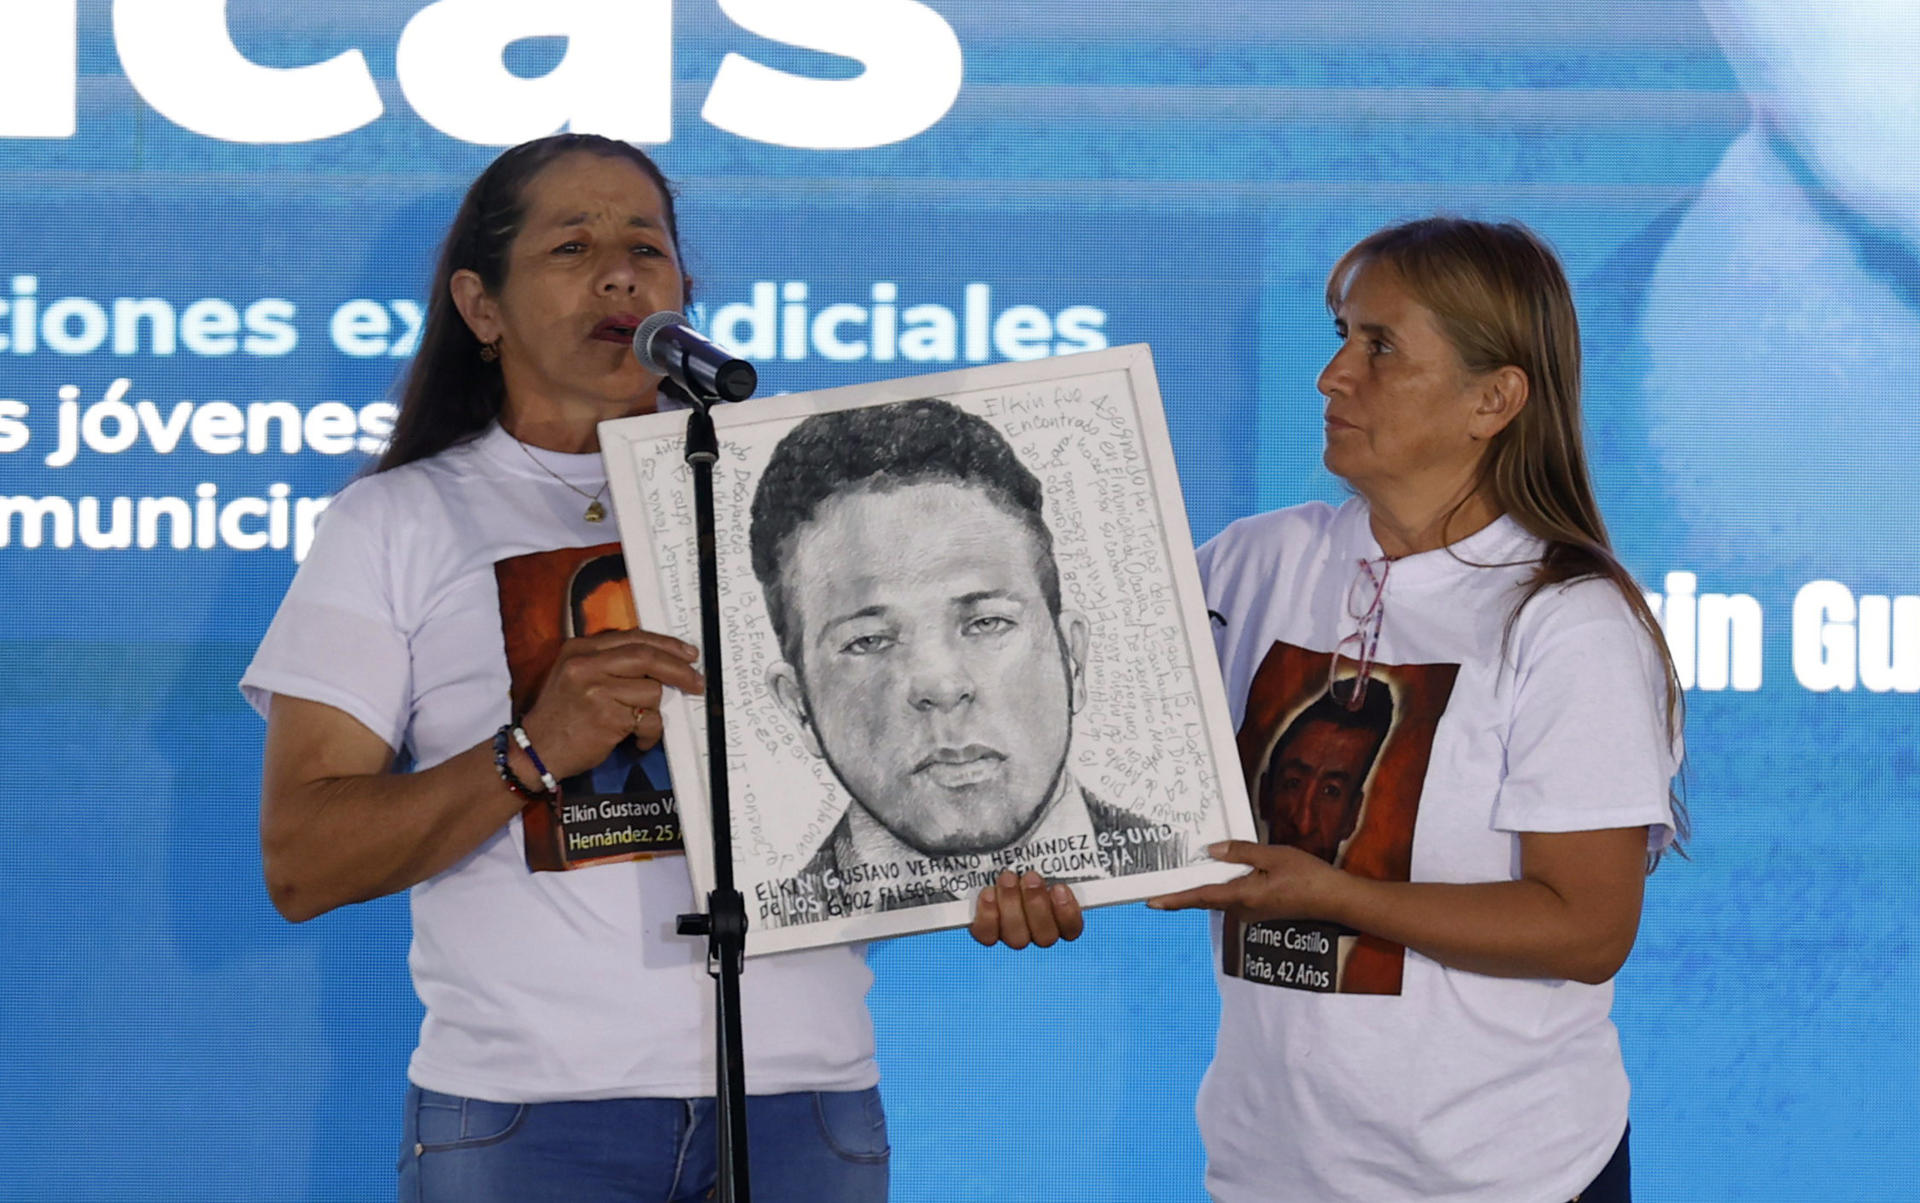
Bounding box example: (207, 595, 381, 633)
(491, 722, 559, 800)
(509, 723, 560, 794)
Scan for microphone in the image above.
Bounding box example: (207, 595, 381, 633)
(632, 311, 758, 404)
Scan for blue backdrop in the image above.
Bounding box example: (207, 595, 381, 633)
(2, 2, 1916, 1199)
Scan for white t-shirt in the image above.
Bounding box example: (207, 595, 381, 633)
(1194, 498, 1677, 1203)
(241, 422, 877, 1103)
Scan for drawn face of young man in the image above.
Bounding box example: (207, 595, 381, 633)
(1261, 718, 1384, 864)
(767, 480, 1090, 857)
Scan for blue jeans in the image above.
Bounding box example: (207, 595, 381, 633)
(397, 1085, 889, 1203)
(1571, 1124, 1630, 1203)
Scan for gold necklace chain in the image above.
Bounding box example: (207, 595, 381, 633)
(507, 429, 610, 523)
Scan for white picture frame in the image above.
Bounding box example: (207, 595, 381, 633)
(600, 344, 1253, 954)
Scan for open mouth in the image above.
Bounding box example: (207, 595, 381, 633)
(592, 315, 640, 344)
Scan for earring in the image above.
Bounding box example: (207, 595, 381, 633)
(478, 339, 500, 363)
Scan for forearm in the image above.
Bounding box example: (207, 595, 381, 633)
(1321, 873, 1636, 984)
(263, 738, 531, 922)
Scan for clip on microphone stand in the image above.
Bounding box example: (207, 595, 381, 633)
(665, 374, 754, 1203)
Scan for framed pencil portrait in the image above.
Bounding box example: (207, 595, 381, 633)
(601, 344, 1254, 954)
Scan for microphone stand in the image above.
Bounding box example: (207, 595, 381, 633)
(668, 378, 753, 1203)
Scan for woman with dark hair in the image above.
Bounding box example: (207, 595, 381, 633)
(241, 134, 887, 1201)
(1146, 217, 1685, 1200)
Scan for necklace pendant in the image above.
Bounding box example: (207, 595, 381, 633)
(583, 499, 607, 523)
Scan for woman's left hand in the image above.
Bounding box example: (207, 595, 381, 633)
(1148, 841, 1347, 924)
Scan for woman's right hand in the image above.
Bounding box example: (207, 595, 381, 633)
(517, 629, 705, 778)
(969, 870, 1085, 949)
(262, 630, 705, 922)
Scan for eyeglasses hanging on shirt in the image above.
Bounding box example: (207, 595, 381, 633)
(1329, 556, 1392, 709)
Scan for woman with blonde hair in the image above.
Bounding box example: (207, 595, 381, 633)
(1152, 216, 1684, 1201)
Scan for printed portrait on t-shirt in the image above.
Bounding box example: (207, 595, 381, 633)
(496, 543, 684, 872)
(1224, 640, 1457, 995)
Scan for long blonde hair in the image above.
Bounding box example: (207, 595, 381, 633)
(1328, 216, 1688, 861)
